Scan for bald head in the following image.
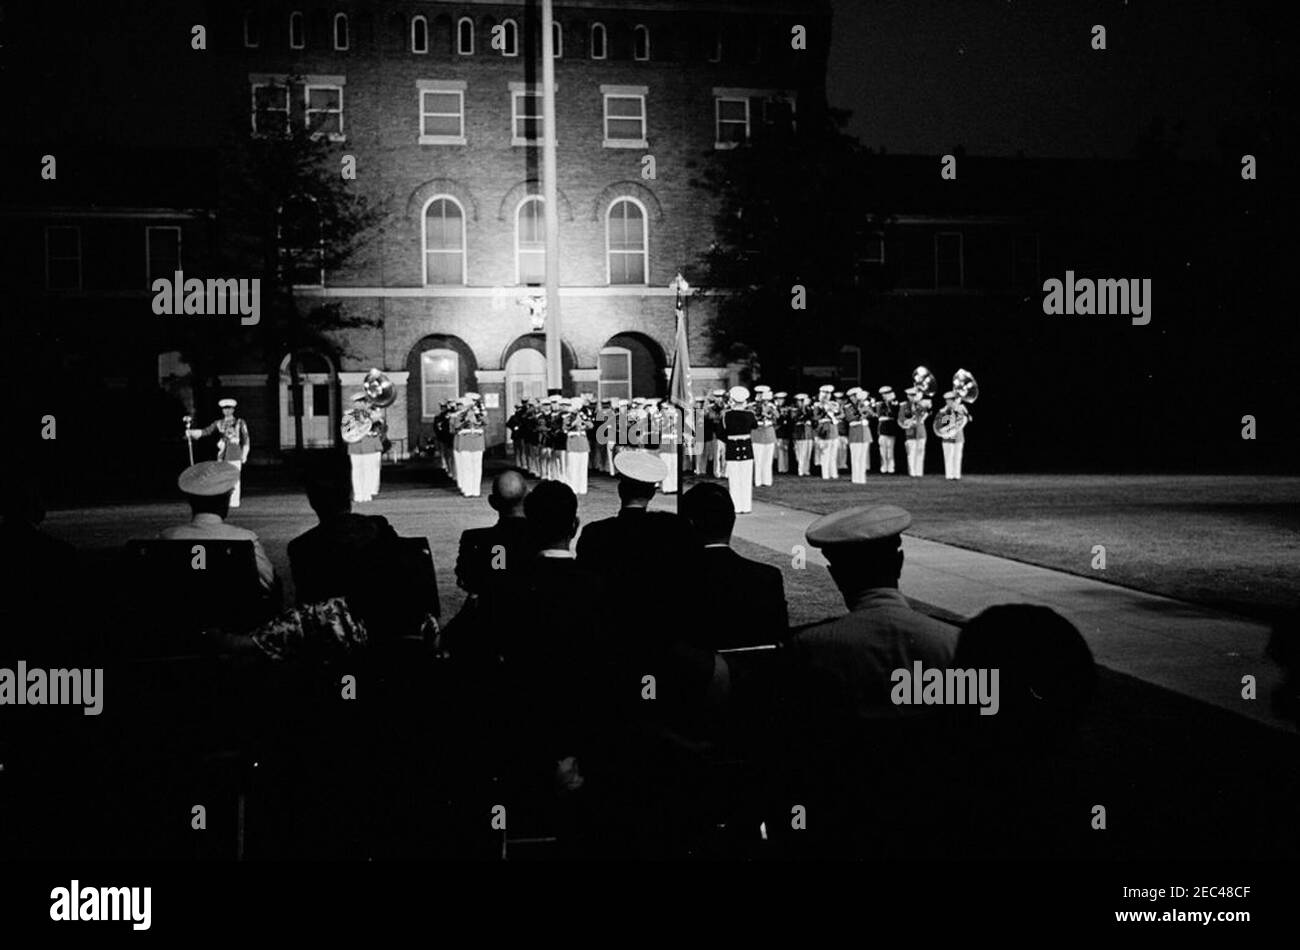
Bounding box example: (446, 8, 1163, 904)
(489, 470, 528, 519)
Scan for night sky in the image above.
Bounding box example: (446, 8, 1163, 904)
(827, 0, 1283, 160)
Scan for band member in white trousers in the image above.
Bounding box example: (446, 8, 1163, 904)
(936, 391, 971, 480)
(563, 398, 590, 495)
(792, 394, 814, 476)
(750, 385, 776, 487)
(875, 387, 899, 474)
(722, 386, 756, 514)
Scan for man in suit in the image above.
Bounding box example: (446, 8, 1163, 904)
(288, 452, 433, 642)
(680, 483, 788, 649)
(453, 470, 532, 598)
(161, 461, 276, 594)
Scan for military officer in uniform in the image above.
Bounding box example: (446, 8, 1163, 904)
(846, 388, 872, 484)
(722, 385, 756, 514)
(814, 385, 840, 480)
(453, 394, 486, 497)
(161, 460, 276, 593)
(563, 397, 591, 495)
(187, 397, 250, 507)
(658, 400, 681, 494)
(774, 392, 792, 475)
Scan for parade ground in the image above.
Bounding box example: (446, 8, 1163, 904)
(42, 466, 1300, 859)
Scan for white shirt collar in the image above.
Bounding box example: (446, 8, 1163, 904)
(538, 549, 575, 559)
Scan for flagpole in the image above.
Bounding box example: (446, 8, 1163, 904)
(541, 0, 562, 393)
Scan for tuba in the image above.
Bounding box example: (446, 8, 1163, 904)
(341, 369, 393, 443)
(953, 368, 979, 404)
(912, 366, 937, 397)
(897, 398, 918, 431)
(933, 404, 968, 439)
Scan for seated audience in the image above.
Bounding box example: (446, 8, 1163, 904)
(453, 469, 533, 598)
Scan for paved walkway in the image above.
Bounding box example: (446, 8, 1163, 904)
(730, 498, 1293, 734)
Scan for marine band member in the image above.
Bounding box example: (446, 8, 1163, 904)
(346, 393, 385, 503)
(793, 393, 815, 476)
(876, 387, 899, 474)
(452, 394, 486, 498)
(934, 390, 972, 480)
(845, 387, 873, 484)
(187, 397, 250, 507)
(814, 385, 840, 480)
(751, 385, 777, 487)
(723, 386, 756, 513)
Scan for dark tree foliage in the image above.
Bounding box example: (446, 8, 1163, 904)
(691, 106, 883, 380)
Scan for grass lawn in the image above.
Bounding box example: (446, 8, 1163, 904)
(745, 473, 1300, 621)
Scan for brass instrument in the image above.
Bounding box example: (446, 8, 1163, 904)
(933, 404, 970, 439)
(342, 368, 394, 443)
(912, 365, 937, 397)
(953, 368, 980, 404)
(897, 399, 918, 431)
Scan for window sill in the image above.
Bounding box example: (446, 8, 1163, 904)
(309, 132, 347, 143)
(713, 141, 743, 150)
(603, 139, 648, 149)
(419, 134, 467, 146)
(511, 137, 548, 147)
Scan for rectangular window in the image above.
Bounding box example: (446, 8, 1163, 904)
(761, 95, 796, 137)
(935, 232, 964, 289)
(421, 351, 460, 419)
(305, 84, 344, 139)
(603, 92, 646, 148)
(864, 231, 885, 264)
(512, 91, 543, 144)
(715, 97, 749, 148)
(598, 349, 632, 403)
(251, 82, 289, 135)
(146, 226, 182, 287)
(419, 88, 465, 144)
(45, 225, 82, 290)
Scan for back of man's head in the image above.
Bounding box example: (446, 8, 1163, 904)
(187, 491, 232, 520)
(680, 482, 735, 544)
(524, 479, 579, 550)
(824, 538, 905, 593)
(954, 604, 1097, 751)
(489, 470, 529, 518)
(617, 476, 657, 507)
(303, 452, 353, 520)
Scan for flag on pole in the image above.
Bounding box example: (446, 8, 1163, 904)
(668, 284, 694, 448)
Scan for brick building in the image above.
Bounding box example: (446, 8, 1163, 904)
(2, 0, 832, 470)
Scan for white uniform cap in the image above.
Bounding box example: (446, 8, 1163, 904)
(729, 385, 750, 402)
(818, 385, 834, 394)
(218, 398, 238, 409)
(613, 449, 667, 484)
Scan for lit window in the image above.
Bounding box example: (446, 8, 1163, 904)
(512, 91, 543, 144)
(421, 349, 460, 419)
(633, 24, 649, 60)
(305, 84, 344, 139)
(598, 347, 632, 403)
(45, 226, 81, 291)
(289, 11, 305, 49)
(715, 97, 749, 148)
(333, 13, 349, 51)
(602, 92, 647, 147)
(423, 197, 466, 285)
(457, 17, 474, 54)
(935, 232, 964, 289)
(412, 16, 429, 53)
(516, 197, 545, 284)
(607, 199, 647, 285)
(590, 22, 607, 59)
(251, 81, 290, 136)
(146, 226, 182, 287)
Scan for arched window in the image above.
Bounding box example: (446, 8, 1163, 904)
(499, 18, 518, 56)
(289, 11, 305, 49)
(411, 15, 428, 53)
(333, 13, 349, 50)
(243, 11, 261, 48)
(590, 22, 607, 59)
(515, 197, 545, 285)
(598, 346, 632, 403)
(606, 198, 647, 285)
(633, 24, 650, 61)
(421, 349, 460, 419)
(423, 197, 466, 285)
(457, 16, 474, 54)
(551, 21, 563, 57)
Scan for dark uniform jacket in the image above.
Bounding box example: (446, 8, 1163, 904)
(692, 545, 789, 650)
(722, 408, 756, 461)
(454, 517, 534, 597)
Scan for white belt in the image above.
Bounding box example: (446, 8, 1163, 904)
(727, 435, 751, 440)
(459, 429, 483, 434)
(850, 421, 869, 426)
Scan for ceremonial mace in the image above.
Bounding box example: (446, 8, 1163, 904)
(182, 415, 194, 466)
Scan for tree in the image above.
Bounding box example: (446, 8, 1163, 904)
(194, 74, 385, 455)
(691, 105, 882, 383)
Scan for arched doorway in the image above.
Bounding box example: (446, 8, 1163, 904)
(505, 347, 547, 417)
(501, 333, 576, 394)
(405, 334, 478, 448)
(280, 351, 337, 449)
